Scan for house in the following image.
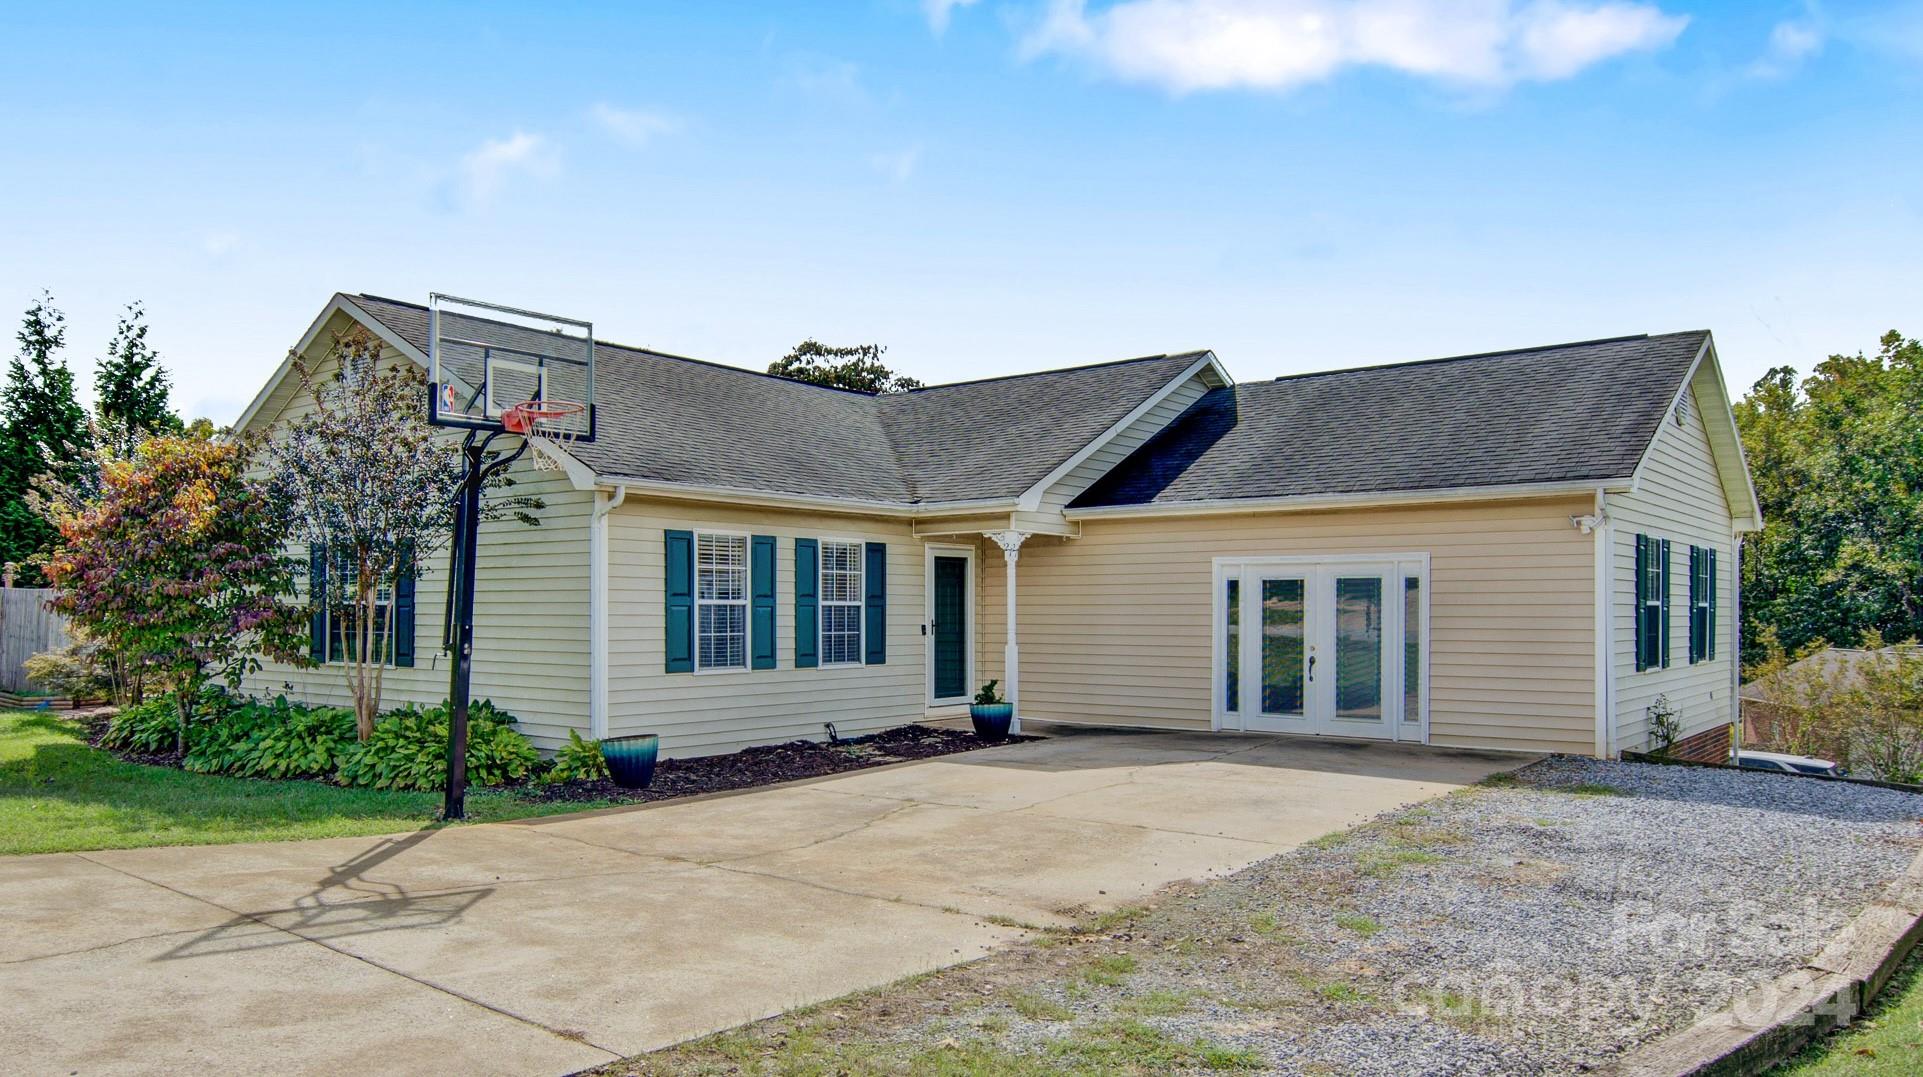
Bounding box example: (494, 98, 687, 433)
(234, 293, 1761, 761)
(1741, 645, 1923, 758)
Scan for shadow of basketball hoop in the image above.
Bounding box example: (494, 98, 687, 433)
(157, 828, 492, 961)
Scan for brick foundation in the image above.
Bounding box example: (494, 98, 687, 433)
(1664, 723, 1735, 764)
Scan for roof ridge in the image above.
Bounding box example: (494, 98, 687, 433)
(1261, 332, 1701, 385)
(354, 293, 888, 399)
(896, 350, 1210, 395)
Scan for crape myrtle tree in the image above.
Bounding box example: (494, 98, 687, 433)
(768, 339, 923, 393)
(0, 293, 93, 583)
(264, 326, 540, 740)
(42, 435, 308, 752)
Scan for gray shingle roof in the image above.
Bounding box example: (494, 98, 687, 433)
(347, 294, 1203, 505)
(1071, 332, 1709, 509)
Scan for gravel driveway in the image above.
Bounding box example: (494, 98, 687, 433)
(616, 758, 1923, 1076)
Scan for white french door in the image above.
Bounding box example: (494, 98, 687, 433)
(1215, 556, 1427, 743)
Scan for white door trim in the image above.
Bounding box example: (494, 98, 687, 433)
(925, 544, 977, 707)
(1212, 553, 1431, 744)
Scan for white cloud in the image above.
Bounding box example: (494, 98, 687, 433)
(456, 131, 558, 207)
(589, 103, 682, 147)
(1748, 19, 1823, 79)
(870, 145, 922, 182)
(1020, 0, 1688, 94)
(925, 0, 982, 33)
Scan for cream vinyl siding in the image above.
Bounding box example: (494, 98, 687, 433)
(1032, 373, 1215, 516)
(1609, 382, 1738, 754)
(240, 307, 593, 749)
(606, 499, 928, 758)
(979, 496, 1598, 754)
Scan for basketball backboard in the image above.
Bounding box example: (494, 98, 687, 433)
(427, 293, 595, 441)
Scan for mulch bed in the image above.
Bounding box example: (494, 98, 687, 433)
(78, 708, 1031, 807)
(523, 724, 1036, 805)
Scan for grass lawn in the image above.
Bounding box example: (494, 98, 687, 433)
(0, 709, 607, 855)
(1780, 950, 1923, 1074)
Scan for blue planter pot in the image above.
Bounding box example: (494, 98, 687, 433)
(969, 703, 1013, 741)
(600, 734, 659, 789)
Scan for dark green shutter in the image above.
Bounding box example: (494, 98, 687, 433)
(1659, 538, 1672, 669)
(393, 545, 416, 668)
(1687, 546, 1700, 663)
(309, 543, 328, 664)
(863, 541, 887, 665)
(751, 535, 776, 670)
(1707, 548, 1719, 660)
(795, 538, 819, 668)
(665, 530, 694, 673)
(1637, 534, 1648, 670)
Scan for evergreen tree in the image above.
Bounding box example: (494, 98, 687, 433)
(0, 293, 93, 583)
(95, 302, 181, 458)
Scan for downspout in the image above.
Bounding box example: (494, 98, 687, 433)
(589, 484, 628, 740)
(1579, 489, 1614, 759)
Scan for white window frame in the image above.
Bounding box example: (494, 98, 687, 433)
(694, 530, 750, 673)
(817, 536, 865, 667)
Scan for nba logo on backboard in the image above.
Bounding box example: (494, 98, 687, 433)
(441, 382, 457, 413)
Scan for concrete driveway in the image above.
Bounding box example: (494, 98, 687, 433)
(0, 727, 1517, 1075)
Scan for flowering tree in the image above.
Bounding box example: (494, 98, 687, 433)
(42, 435, 308, 751)
(263, 326, 538, 739)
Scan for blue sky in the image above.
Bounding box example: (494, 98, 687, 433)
(3, 1, 1919, 424)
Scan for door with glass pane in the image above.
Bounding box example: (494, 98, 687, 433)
(1242, 574, 1312, 733)
(1219, 559, 1414, 742)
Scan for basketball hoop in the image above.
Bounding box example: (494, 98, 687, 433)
(501, 400, 586, 471)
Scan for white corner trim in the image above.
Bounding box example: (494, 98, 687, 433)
(1064, 479, 1620, 520)
(1013, 351, 1226, 512)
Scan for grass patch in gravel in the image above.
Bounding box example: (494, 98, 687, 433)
(603, 757, 1923, 1077)
(1334, 911, 1384, 937)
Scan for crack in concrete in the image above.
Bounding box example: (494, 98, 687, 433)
(3, 922, 214, 966)
(68, 852, 625, 1062)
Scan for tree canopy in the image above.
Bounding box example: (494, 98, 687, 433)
(0, 293, 92, 583)
(95, 302, 181, 458)
(768, 339, 923, 394)
(1734, 330, 1923, 665)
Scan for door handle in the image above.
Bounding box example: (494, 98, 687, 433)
(1307, 654, 1315, 681)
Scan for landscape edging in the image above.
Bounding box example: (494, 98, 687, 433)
(1602, 847, 1923, 1076)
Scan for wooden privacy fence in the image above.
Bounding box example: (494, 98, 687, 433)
(1, 588, 71, 694)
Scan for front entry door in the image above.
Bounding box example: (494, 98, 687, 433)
(1227, 561, 1401, 740)
(930, 554, 969, 703)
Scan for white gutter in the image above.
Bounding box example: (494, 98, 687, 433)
(588, 484, 627, 739)
(1064, 479, 1627, 520)
(584, 474, 1020, 519)
(1586, 488, 1615, 758)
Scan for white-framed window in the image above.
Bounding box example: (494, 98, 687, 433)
(696, 532, 748, 671)
(820, 539, 864, 666)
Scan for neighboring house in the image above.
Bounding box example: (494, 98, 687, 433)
(235, 293, 1760, 760)
(1741, 645, 1923, 755)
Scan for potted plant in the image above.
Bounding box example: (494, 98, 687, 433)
(970, 680, 1013, 741)
(599, 733, 660, 789)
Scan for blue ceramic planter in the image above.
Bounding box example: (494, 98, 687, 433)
(600, 733, 659, 789)
(969, 703, 1013, 741)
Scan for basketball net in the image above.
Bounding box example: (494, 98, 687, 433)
(501, 401, 585, 473)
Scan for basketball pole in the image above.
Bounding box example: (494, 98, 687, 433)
(444, 431, 526, 821)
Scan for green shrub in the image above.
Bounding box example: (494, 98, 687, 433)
(545, 730, 610, 783)
(182, 696, 357, 780)
(335, 699, 539, 791)
(100, 698, 181, 753)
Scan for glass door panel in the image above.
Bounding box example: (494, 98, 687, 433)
(1224, 578, 1240, 715)
(1332, 575, 1384, 723)
(1261, 577, 1307, 718)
